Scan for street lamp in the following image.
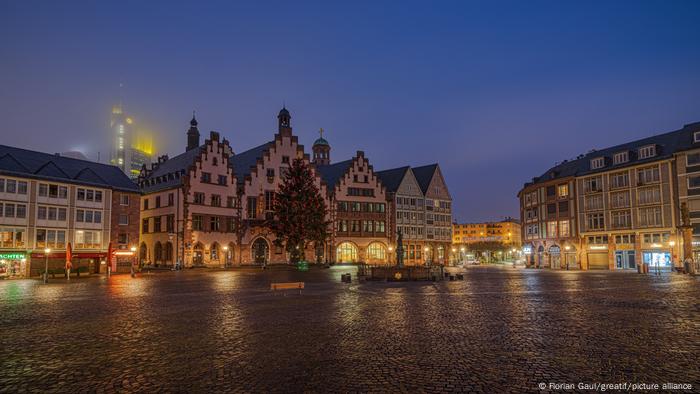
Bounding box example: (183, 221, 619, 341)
(43, 248, 51, 283)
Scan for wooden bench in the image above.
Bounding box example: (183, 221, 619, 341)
(270, 282, 304, 294)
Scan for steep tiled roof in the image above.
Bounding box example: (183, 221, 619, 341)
(229, 142, 272, 186)
(0, 145, 138, 192)
(315, 159, 354, 189)
(529, 121, 700, 186)
(412, 163, 439, 194)
(375, 166, 410, 193)
(139, 147, 202, 193)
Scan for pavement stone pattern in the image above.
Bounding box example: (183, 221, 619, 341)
(1, 266, 699, 393)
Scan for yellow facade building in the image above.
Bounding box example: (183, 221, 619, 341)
(452, 218, 521, 246)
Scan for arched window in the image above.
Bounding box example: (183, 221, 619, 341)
(164, 242, 173, 263)
(336, 242, 358, 263)
(367, 242, 387, 262)
(193, 243, 204, 265)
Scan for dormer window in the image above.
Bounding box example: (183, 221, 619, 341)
(613, 151, 629, 165)
(694, 131, 700, 143)
(639, 145, 656, 159)
(590, 157, 605, 169)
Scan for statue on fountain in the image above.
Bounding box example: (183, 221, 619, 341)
(396, 228, 404, 268)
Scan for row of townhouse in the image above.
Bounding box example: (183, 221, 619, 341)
(0, 145, 140, 278)
(518, 121, 700, 271)
(137, 108, 453, 267)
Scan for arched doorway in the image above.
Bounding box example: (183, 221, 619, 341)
(366, 242, 387, 264)
(315, 242, 325, 264)
(537, 245, 544, 268)
(549, 245, 561, 269)
(336, 242, 358, 263)
(192, 242, 204, 266)
(210, 242, 220, 266)
(154, 242, 163, 265)
(226, 242, 235, 266)
(164, 242, 173, 264)
(252, 238, 269, 265)
(139, 243, 147, 264)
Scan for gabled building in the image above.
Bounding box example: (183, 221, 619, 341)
(0, 145, 140, 278)
(138, 116, 236, 268)
(316, 151, 390, 264)
(138, 108, 328, 267)
(230, 108, 329, 264)
(376, 166, 427, 265)
(413, 164, 453, 264)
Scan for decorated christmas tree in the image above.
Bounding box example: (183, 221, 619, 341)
(269, 158, 330, 263)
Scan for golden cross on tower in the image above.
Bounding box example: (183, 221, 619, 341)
(319, 128, 324, 138)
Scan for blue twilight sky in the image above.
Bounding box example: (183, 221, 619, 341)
(1, 1, 699, 222)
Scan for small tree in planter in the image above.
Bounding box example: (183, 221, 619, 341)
(269, 158, 330, 264)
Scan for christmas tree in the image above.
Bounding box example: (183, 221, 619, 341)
(269, 158, 330, 263)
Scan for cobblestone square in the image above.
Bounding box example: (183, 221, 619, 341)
(1, 266, 699, 393)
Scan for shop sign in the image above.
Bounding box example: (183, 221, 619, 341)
(0, 252, 26, 260)
(522, 245, 533, 255)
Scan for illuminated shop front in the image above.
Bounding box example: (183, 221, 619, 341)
(0, 252, 28, 278)
(640, 232, 673, 271)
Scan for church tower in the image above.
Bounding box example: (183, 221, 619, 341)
(278, 107, 292, 137)
(186, 112, 200, 151)
(312, 128, 331, 166)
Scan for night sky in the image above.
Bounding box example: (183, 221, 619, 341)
(2, 1, 699, 222)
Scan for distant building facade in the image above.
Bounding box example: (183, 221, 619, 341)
(0, 145, 140, 278)
(519, 121, 700, 271)
(110, 104, 153, 180)
(452, 218, 521, 245)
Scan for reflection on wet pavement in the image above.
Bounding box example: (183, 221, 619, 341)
(1, 266, 698, 392)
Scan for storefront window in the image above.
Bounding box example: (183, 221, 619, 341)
(642, 252, 672, 270)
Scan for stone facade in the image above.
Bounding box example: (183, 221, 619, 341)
(320, 152, 390, 264)
(519, 121, 700, 271)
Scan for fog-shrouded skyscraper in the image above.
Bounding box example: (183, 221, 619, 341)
(110, 103, 153, 179)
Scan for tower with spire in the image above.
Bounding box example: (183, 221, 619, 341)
(312, 128, 331, 166)
(186, 112, 200, 151)
(277, 106, 292, 137)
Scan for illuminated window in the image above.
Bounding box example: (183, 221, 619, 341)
(557, 184, 568, 198)
(336, 242, 358, 263)
(367, 243, 386, 261)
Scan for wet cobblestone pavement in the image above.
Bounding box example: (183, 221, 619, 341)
(1, 265, 699, 393)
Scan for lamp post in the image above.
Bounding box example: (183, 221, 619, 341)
(43, 248, 51, 283)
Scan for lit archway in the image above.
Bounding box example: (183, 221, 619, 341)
(210, 242, 220, 263)
(336, 242, 358, 263)
(366, 242, 387, 263)
(251, 238, 269, 265)
(193, 242, 204, 266)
